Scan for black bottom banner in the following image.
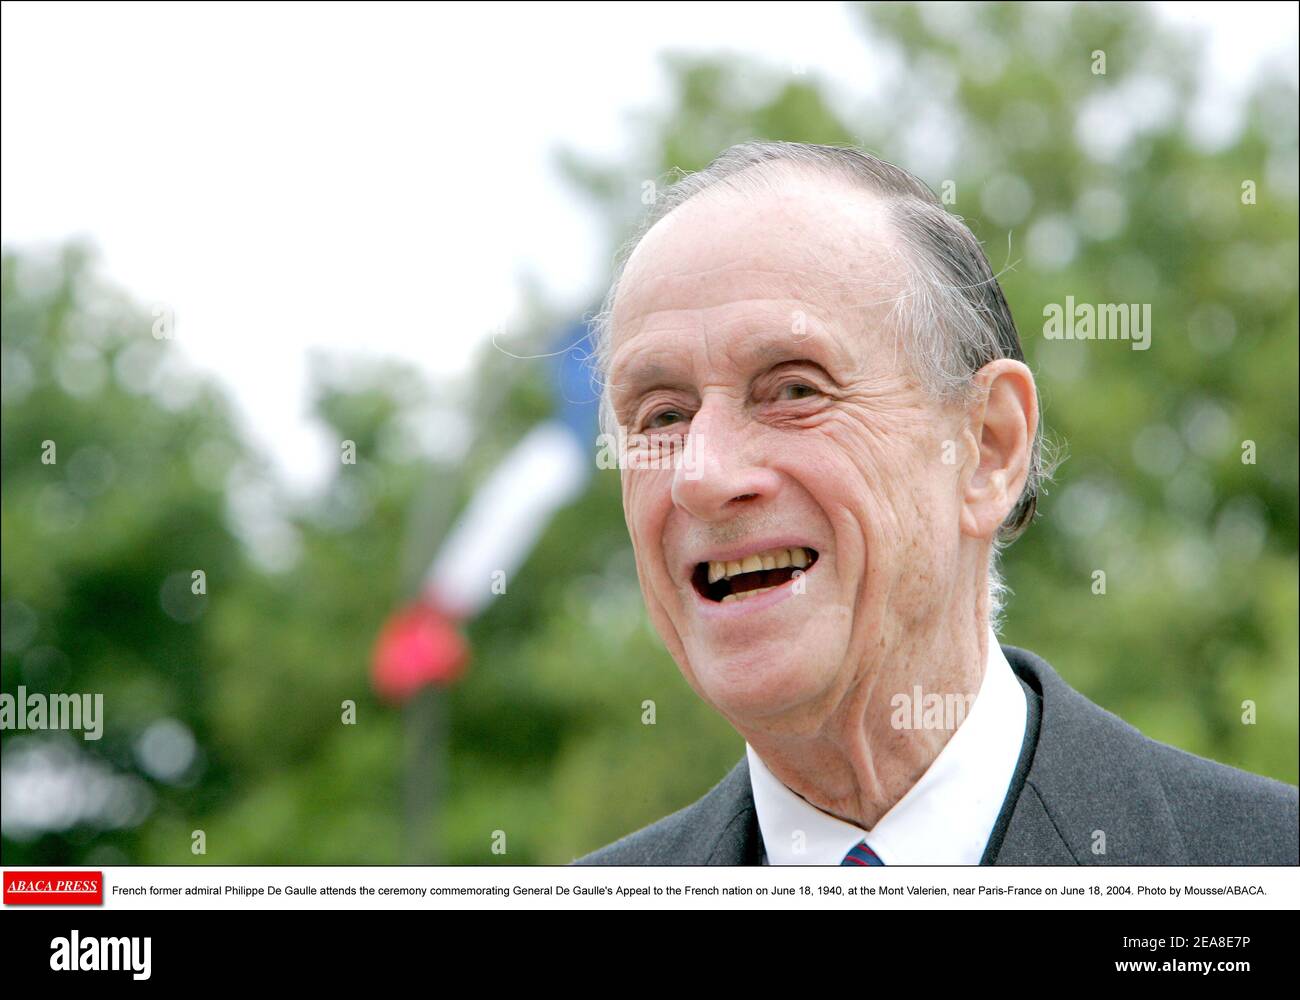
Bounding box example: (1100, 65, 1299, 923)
(1, 908, 1290, 986)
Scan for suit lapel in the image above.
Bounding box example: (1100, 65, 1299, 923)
(699, 755, 765, 864)
(992, 645, 1188, 865)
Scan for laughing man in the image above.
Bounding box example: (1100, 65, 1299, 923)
(573, 141, 1298, 866)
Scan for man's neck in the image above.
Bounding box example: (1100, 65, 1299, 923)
(741, 622, 988, 831)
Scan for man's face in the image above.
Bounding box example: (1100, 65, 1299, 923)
(607, 173, 973, 727)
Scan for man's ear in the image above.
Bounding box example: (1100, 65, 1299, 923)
(959, 359, 1038, 541)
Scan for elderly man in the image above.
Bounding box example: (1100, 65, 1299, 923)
(572, 141, 1298, 866)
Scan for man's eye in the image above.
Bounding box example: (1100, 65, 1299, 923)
(778, 383, 818, 401)
(646, 409, 685, 429)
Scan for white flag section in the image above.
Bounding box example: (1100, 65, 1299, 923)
(426, 420, 592, 618)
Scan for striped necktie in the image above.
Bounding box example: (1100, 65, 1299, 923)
(841, 840, 885, 866)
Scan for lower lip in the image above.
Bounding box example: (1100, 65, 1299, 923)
(692, 562, 817, 620)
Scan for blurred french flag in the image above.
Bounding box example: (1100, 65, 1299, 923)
(371, 320, 601, 701)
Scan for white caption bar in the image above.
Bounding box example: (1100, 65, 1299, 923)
(5, 866, 1297, 910)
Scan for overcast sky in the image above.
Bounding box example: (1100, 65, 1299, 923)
(3, 1, 1296, 490)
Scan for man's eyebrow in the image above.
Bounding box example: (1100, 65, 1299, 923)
(607, 361, 689, 407)
(746, 340, 817, 368)
(739, 324, 851, 371)
(608, 319, 852, 406)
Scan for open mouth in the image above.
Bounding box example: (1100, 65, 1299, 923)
(691, 546, 819, 604)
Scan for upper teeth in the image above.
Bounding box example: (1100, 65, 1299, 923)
(707, 546, 810, 584)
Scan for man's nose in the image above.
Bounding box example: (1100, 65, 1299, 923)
(670, 396, 781, 521)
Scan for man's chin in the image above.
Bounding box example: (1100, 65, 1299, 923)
(683, 641, 839, 719)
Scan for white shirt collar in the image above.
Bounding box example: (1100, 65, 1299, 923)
(747, 628, 1027, 865)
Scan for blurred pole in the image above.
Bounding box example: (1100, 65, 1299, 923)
(403, 686, 445, 864)
(396, 466, 456, 865)
(394, 363, 525, 864)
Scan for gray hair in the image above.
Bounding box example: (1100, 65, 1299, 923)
(591, 140, 1054, 629)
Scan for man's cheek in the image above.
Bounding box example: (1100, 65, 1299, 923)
(842, 465, 908, 545)
(621, 480, 657, 543)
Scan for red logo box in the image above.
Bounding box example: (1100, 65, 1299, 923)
(3, 871, 103, 905)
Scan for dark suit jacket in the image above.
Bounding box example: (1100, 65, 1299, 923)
(573, 645, 1299, 865)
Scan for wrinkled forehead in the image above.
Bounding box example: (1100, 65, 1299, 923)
(607, 172, 910, 378)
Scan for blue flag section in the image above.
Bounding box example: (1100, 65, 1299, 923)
(547, 317, 602, 444)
